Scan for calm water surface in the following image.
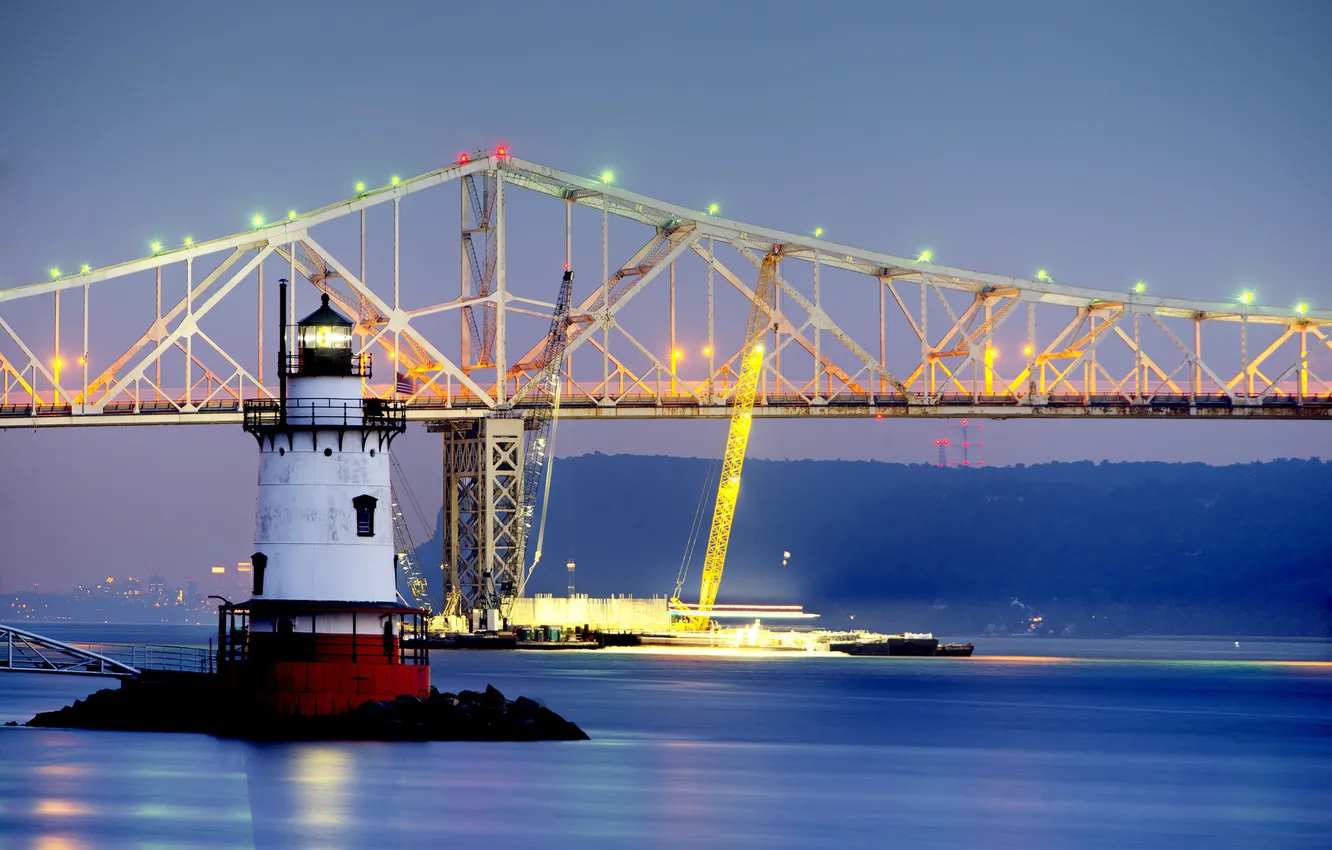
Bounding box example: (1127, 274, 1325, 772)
(0, 628, 1328, 849)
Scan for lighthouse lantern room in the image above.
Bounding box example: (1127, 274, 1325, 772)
(221, 281, 428, 716)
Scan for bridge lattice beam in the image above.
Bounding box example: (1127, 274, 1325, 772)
(1, 153, 1330, 428)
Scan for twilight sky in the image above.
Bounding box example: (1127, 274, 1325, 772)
(1, 0, 1329, 591)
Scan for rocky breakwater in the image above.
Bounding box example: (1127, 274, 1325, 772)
(14, 676, 588, 742)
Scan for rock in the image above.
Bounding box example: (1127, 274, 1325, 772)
(19, 676, 588, 742)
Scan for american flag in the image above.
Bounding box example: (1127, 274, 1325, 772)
(395, 371, 415, 396)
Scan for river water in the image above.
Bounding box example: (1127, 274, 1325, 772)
(0, 628, 1328, 849)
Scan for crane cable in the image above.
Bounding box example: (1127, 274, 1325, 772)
(524, 376, 563, 585)
(673, 456, 720, 601)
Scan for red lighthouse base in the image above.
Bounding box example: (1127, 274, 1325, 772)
(219, 600, 429, 717)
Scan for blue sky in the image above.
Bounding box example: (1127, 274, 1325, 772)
(1, 0, 1328, 588)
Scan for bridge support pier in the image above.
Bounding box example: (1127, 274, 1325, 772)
(437, 416, 527, 630)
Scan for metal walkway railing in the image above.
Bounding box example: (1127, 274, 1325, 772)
(0, 624, 212, 677)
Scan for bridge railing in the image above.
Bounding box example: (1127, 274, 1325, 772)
(69, 642, 213, 674)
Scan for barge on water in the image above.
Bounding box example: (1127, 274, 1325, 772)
(830, 633, 974, 657)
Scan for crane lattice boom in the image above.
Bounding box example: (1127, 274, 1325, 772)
(390, 455, 432, 614)
(673, 251, 779, 629)
(506, 269, 575, 609)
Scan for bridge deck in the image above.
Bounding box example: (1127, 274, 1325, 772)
(3, 386, 1329, 427)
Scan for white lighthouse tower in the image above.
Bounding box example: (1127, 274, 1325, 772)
(222, 282, 428, 717)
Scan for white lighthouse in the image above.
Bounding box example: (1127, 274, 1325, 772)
(222, 283, 428, 717)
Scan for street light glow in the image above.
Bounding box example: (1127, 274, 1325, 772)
(80, 264, 91, 274)
(601, 170, 614, 184)
(1297, 303, 1308, 314)
(708, 203, 719, 215)
(390, 175, 400, 186)
(814, 227, 823, 238)
(288, 210, 297, 220)
(1240, 291, 1253, 304)
(252, 214, 264, 228)
(49, 268, 60, 279)
(354, 181, 366, 194)
(1134, 281, 1146, 293)
(184, 236, 194, 247)
(1036, 269, 1051, 282)
(917, 250, 932, 263)
(151, 241, 163, 254)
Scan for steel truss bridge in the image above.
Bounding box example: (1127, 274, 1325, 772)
(2, 151, 1331, 429)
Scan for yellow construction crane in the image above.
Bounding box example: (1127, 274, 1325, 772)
(672, 249, 779, 629)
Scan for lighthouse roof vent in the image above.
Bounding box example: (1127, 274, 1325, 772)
(298, 293, 353, 329)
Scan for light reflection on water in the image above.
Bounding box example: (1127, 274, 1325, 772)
(0, 637, 1327, 849)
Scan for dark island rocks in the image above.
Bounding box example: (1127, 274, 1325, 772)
(17, 675, 588, 742)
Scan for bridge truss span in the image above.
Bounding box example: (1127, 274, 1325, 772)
(2, 151, 1330, 428)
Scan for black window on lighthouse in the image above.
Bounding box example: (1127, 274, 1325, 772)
(353, 495, 377, 537)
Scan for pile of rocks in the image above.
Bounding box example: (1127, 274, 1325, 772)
(342, 685, 589, 741)
(14, 678, 588, 742)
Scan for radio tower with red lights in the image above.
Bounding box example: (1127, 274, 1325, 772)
(933, 420, 986, 468)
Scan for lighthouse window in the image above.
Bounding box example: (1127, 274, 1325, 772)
(251, 552, 267, 595)
(353, 494, 377, 537)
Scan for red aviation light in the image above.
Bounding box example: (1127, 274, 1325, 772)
(934, 439, 941, 445)
(961, 419, 968, 425)
(947, 461, 953, 466)
(977, 461, 984, 467)
(943, 439, 951, 446)
(962, 442, 969, 447)
(459, 152, 470, 164)
(496, 145, 507, 157)
(978, 442, 983, 448)
(962, 460, 969, 465)
(875, 413, 883, 420)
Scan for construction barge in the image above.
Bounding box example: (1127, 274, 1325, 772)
(422, 621, 973, 657)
